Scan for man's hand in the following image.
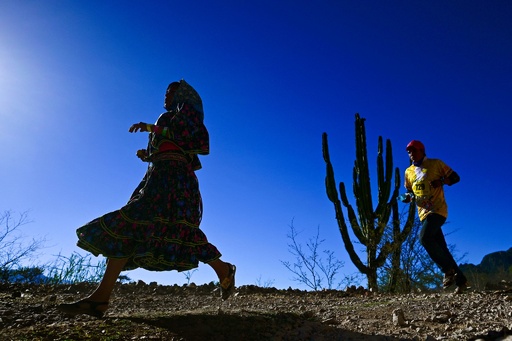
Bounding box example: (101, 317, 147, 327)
(399, 193, 412, 203)
(129, 122, 149, 133)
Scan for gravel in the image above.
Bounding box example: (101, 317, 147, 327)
(0, 282, 511, 340)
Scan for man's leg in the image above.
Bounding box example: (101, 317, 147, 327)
(419, 214, 457, 273)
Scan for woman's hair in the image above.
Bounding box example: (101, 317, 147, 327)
(167, 81, 181, 93)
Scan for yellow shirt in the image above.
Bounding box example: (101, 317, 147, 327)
(404, 157, 455, 221)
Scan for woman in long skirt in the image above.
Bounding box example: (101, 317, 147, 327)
(57, 80, 236, 318)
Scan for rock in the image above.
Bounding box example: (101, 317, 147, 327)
(46, 294, 57, 302)
(392, 308, 406, 326)
(321, 317, 337, 325)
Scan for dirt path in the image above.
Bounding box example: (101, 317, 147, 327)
(0, 283, 511, 340)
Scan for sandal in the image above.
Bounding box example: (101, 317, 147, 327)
(454, 273, 469, 295)
(57, 299, 109, 318)
(220, 263, 236, 301)
(454, 282, 468, 295)
(442, 269, 456, 288)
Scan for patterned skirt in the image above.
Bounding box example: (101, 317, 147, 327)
(76, 159, 221, 272)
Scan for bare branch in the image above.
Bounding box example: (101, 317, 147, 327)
(0, 210, 44, 281)
(281, 221, 344, 291)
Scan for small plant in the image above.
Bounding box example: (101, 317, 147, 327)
(182, 269, 198, 285)
(378, 216, 466, 292)
(5, 266, 45, 283)
(281, 221, 344, 291)
(43, 251, 107, 284)
(255, 275, 275, 288)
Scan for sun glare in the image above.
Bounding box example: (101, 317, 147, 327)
(0, 34, 53, 150)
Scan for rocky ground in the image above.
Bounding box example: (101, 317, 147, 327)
(0, 281, 511, 341)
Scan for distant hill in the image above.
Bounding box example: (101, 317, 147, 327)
(460, 247, 512, 274)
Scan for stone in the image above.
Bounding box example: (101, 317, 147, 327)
(393, 308, 406, 327)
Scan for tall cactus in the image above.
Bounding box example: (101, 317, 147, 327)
(323, 113, 415, 291)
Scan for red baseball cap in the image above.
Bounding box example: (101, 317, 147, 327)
(406, 140, 425, 152)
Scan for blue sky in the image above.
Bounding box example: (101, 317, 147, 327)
(1, 1, 511, 290)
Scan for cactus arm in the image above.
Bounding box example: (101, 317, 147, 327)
(322, 133, 368, 273)
(376, 138, 394, 218)
(354, 114, 378, 247)
(339, 182, 367, 244)
(354, 114, 374, 226)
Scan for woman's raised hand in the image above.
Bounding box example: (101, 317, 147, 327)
(129, 122, 148, 133)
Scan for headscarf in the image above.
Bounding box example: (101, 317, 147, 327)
(169, 79, 204, 121)
(149, 79, 208, 169)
